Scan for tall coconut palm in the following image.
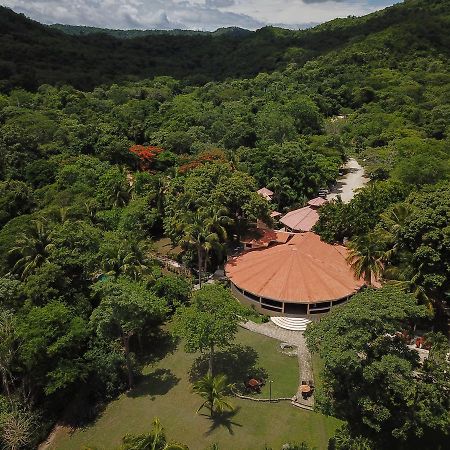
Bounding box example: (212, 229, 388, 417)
(8, 220, 54, 279)
(346, 234, 384, 287)
(378, 203, 414, 261)
(193, 373, 234, 417)
(384, 262, 434, 312)
(178, 207, 230, 287)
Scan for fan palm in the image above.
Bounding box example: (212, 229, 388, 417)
(346, 234, 384, 286)
(8, 220, 54, 279)
(193, 373, 234, 417)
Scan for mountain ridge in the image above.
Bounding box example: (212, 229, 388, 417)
(0, 0, 448, 92)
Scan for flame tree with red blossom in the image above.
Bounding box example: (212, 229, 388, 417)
(129, 145, 163, 172)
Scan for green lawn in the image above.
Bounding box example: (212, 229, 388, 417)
(51, 328, 341, 450)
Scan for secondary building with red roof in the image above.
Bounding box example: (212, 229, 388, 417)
(280, 206, 319, 232)
(279, 197, 327, 233)
(240, 229, 292, 250)
(257, 187, 274, 201)
(226, 232, 365, 317)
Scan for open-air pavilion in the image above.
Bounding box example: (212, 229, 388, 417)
(225, 232, 365, 317)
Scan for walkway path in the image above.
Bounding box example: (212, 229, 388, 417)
(327, 158, 369, 203)
(241, 320, 314, 408)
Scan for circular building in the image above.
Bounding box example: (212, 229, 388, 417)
(225, 232, 365, 317)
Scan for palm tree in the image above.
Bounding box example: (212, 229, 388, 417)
(178, 207, 230, 287)
(378, 203, 414, 261)
(121, 417, 189, 450)
(193, 374, 234, 417)
(103, 242, 151, 280)
(107, 173, 133, 207)
(346, 234, 384, 287)
(8, 220, 54, 279)
(384, 262, 434, 312)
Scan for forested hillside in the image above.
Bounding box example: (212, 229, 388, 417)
(0, 0, 449, 91)
(0, 0, 449, 448)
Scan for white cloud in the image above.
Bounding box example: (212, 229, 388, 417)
(0, 0, 401, 31)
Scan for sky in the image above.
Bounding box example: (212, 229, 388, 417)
(1, 0, 402, 31)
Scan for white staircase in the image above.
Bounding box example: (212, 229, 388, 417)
(270, 316, 311, 331)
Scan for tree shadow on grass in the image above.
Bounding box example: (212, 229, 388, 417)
(201, 407, 243, 436)
(189, 345, 268, 391)
(137, 328, 179, 365)
(127, 368, 180, 399)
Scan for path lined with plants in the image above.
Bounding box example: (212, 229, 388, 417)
(241, 321, 314, 408)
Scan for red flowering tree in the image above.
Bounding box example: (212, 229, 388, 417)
(129, 145, 163, 171)
(178, 149, 227, 174)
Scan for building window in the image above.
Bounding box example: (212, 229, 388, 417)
(243, 290, 260, 302)
(261, 303, 282, 312)
(261, 298, 283, 309)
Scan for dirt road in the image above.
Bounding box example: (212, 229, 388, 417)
(327, 158, 369, 203)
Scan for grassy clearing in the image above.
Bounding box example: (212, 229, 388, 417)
(51, 328, 341, 450)
(152, 237, 182, 258)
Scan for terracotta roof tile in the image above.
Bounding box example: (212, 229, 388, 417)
(226, 232, 365, 304)
(280, 206, 319, 232)
(307, 197, 328, 207)
(240, 229, 291, 248)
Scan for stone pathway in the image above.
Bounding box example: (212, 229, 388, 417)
(241, 321, 314, 408)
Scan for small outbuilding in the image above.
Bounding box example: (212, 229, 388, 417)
(257, 187, 274, 201)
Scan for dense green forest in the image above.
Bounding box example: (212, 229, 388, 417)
(49, 23, 253, 39)
(0, 0, 449, 448)
(1, 0, 449, 90)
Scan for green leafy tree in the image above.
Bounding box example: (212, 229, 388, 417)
(90, 277, 168, 389)
(173, 284, 247, 375)
(17, 301, 89, 396)
(152, 275, 192, 309)
(305, 286, 449, 448)
(0, 181, 34, 228)
(97, 166, 132, 208)
(0, 308, 16, 399)
(100, 238, 152, 281)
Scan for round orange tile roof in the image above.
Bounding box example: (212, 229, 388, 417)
(226, 232, 365, 304)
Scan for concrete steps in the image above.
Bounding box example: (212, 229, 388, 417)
(270, 316, 311, 331)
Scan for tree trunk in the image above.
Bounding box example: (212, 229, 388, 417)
(204, 250, 208, 277)
(197, 246, 203, 287)
(365, 271, 372, 287)
(123, 333, 134, 390)
(208, 344, 215, 376)
(137, 332, 143, 353)
(1, 369, 11, 399)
